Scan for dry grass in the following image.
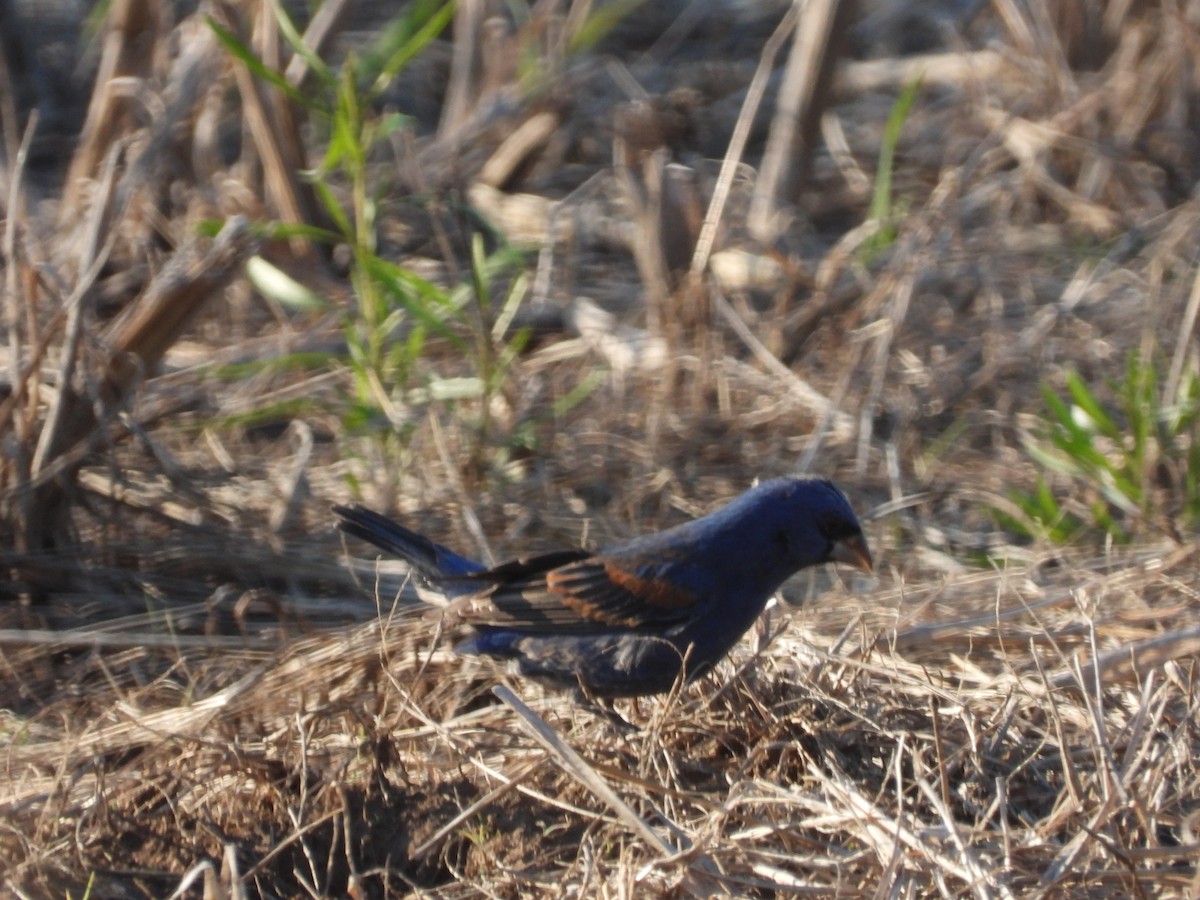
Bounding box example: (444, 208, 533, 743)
(4, 544, 1199, 897)
(2, 0, 1200, 896)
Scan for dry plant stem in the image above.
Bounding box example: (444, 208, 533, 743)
(813, 756, 1000, 895)
(392, 128, 464, 282)
(749, 0, 856, 242)
(989, 0, 1041, 62)
(163, 859, 218, 900)
(93, 17, 221, 242)
(217, 3, 316, 261)
(105, 216, 258, 409)
(426, 408, 494, 564)
(478, 111, 561, 189)
(61, 0, 163, 217)
(3, 113, 35, 398)
(21, 217, 258, 546)
(856, 268, 914, 475)
(411, 758, 542, 857)
(614, 146, 672, 322)
(912, 774, 1010, 900)
(0, 19, 20, 183)
(0, 628, 273, 651)
(798, 342, 861, 472)
(492, 684, 710, 876)
(637, 0, 710, 64)
(689, 3, 798, 279)
(0, 658, 273, 776)
(835, 49, 1012, 96)
(711, 289, 853, 437)
(1, 113, 37, 535)
(441, 0, 485, 137)
(283, 0, 352, 88)
(656, 165, 704, 283)
(31, 143, 123, 480)
(257, 0, 282, 73)
(4, 542, 1199, 892)
(236, 799, 344, 884)
(1047, 623, 1200, 690)
(1165, 257, 1200, 400)
(463, 756, 626, 841)
(268, 420, 314, 534)
(852, 158, 965, 473)
(0, 308, 63, 491)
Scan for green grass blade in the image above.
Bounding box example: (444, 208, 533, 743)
(206, 16, 314, 110)
(271, 2, 337, 88)
(866, 75, 921, 242)
(568, 0, 648, 54)
(366, 1, 456, 100)
(1065, 371, 1119, 438)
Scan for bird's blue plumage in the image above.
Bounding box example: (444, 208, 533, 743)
(334, 476, 871, 698)
(333, 504, 485, 593)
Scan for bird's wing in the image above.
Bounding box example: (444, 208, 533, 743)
(452, 553, 699, 634)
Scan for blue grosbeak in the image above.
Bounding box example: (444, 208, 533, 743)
(334, 476, 871, 698)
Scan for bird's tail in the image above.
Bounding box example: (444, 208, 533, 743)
(333, 505, 484, 579)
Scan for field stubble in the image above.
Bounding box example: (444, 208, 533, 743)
(2, 1, 1200, 896)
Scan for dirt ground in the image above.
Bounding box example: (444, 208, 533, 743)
(2, 0, 1200, 897)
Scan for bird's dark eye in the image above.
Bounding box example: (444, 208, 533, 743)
(819, 513, 858, 544)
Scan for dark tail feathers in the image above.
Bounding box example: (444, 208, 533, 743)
(333, 505, 484, 578)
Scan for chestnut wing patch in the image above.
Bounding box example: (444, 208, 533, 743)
(463, 556, 698, 633)
(547, 559, 698, 627)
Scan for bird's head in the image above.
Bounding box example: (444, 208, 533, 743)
(753, 477, 873, 576)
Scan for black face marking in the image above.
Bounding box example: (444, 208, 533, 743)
(775, 528, 794, 555)
(818, 511, 862, 544)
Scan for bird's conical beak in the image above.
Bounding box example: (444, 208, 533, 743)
(831, 534, 873, 572)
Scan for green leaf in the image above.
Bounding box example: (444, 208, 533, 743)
(553, 368, 605, 417)
(365, 1, 456, 100)
(568, 0, 648, 54)
(209, 397, 320, 430)
(1065, 371, 1119, 438)
(206, 16, 313, 109)
(271, 2, 337, 88)
(311, 180, 352, 235)
(862, 74, 921, 262)
(364, 257, 465, 348)
(1041, 385, 1082, 436)
(216, 352, 339, 380)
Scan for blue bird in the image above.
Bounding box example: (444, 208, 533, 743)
(334, 476, 871, 698)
